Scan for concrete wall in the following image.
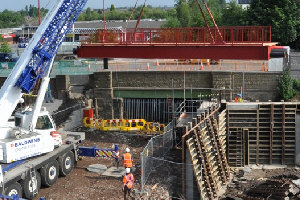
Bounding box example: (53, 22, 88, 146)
(212, 72, 281, 102)
(93, 72, 116, 119)
(0, 71, 282, 119)
(91, 71, 281, 119)
(111, 71, 213, 88)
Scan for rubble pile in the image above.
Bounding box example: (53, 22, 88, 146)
(224, 168, 300, 200)
(133, 184, 170, 199)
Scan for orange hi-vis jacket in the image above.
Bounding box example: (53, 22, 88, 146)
(123, 153, 133, 168)
(123, 173, 134, 189)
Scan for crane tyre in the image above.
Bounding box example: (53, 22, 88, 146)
(20, 170, 41, 199)
(41, 159, 59, 187)
(4, 182, 22, 198)
(58, 151, 75, 176)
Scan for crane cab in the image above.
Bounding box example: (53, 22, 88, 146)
(14, 108, 62, 147)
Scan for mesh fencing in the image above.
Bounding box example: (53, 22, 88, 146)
(140, 121, 174, 190)
(0, 59, 270, 77)
(148, 157, 199, 200)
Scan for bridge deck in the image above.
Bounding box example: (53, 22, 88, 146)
(77, 43, 273, 60)
(77, 26, 277, 60)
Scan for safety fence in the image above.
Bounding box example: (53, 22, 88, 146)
(104, 59, 270, 72)
(83, 117, 166, 135)
(0, 59, 271, 77)
(140, 121, 174, 190)
(85, 26, 272, 45)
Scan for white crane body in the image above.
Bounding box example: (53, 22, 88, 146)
(0, 0, 87, 163)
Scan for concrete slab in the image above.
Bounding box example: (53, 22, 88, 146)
(248, 164, 287, 170)
(102, 167, 126, 178)
(42, 99, 63, 114)
(87, 164, 107, 173)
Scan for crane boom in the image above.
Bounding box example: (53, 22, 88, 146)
(0, 0, 87, 128)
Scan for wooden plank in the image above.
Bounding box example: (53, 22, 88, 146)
(282, 104, 285, 165)
(270, 104, 274, 164)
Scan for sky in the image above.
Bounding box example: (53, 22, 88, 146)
(0, 0, 176, 12)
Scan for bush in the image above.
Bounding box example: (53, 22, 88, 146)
(0, 41, 11, 53)
(278, 71, 298, 100)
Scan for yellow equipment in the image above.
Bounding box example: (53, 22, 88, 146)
(83, 117, 95, 128)
(83, 117, 165, 135)
(122, 119, 146, 132)
(102, 119, 124, 131)
(144, 122, 164, 135)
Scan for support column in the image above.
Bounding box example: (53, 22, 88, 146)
(104, 58, 108, 69)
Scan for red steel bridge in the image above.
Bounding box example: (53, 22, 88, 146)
(77, 26, 280, 60)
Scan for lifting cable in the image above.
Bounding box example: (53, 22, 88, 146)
(196, 0, 215, 44)
(196, 0, 224, 44)
(134, 0, 147, 33)
(125, 0, 139, 30)
(200, 0, 224, 43)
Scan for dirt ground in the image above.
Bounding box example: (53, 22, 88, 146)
(35, 104, 300, 200)
(35, 129, 152, 200)
(33, 128, 300, 200)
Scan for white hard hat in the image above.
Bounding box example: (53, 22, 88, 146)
(125, 148, 130, 153)
(126, 168, 130, 174)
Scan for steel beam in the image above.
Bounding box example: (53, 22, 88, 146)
(77, 44, 272, 60)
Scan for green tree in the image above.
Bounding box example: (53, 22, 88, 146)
(222, 1, 246, 26)
(77, 12, 87, 21)
(163, 17, 180, 27)
(246, 0, 300, 44)
(175, 0, 191, 27)
(0, 10, 24, 28)
(110, 4, 115, 12)
(0, 41, 12, 53)
(162, 8, 180, 27)
(277, 71, 297, 101)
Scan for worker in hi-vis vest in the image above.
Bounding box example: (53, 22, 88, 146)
(123, 168, 134, 200)
(235, 93, 243, 102)
(123, 148, 133, 168)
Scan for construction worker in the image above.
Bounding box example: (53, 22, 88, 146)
(45, 84, 54, 103)
(123, 168, 134, 200)
(234, 93, 243, 102)
(123, 148, 133, 169)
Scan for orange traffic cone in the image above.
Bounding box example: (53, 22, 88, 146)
(200, 62, 204, 70)
(261, 64, 265, 71)
(155, 59, 159, 66)
(147, 63, 150, 70)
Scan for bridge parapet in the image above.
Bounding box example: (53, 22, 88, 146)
(82, 26, 272, 45)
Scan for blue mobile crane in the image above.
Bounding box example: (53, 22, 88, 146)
(0, 0, 89, 199)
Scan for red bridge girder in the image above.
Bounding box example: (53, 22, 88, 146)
(77, 44, 272, 60)
(77, 26, 276, 60)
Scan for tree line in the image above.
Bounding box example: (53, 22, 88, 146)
(1, 1, 300, 47)
(77, 4, 169, 21)
(0, 5, 48, 28)
(167, 0, 300, 47)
